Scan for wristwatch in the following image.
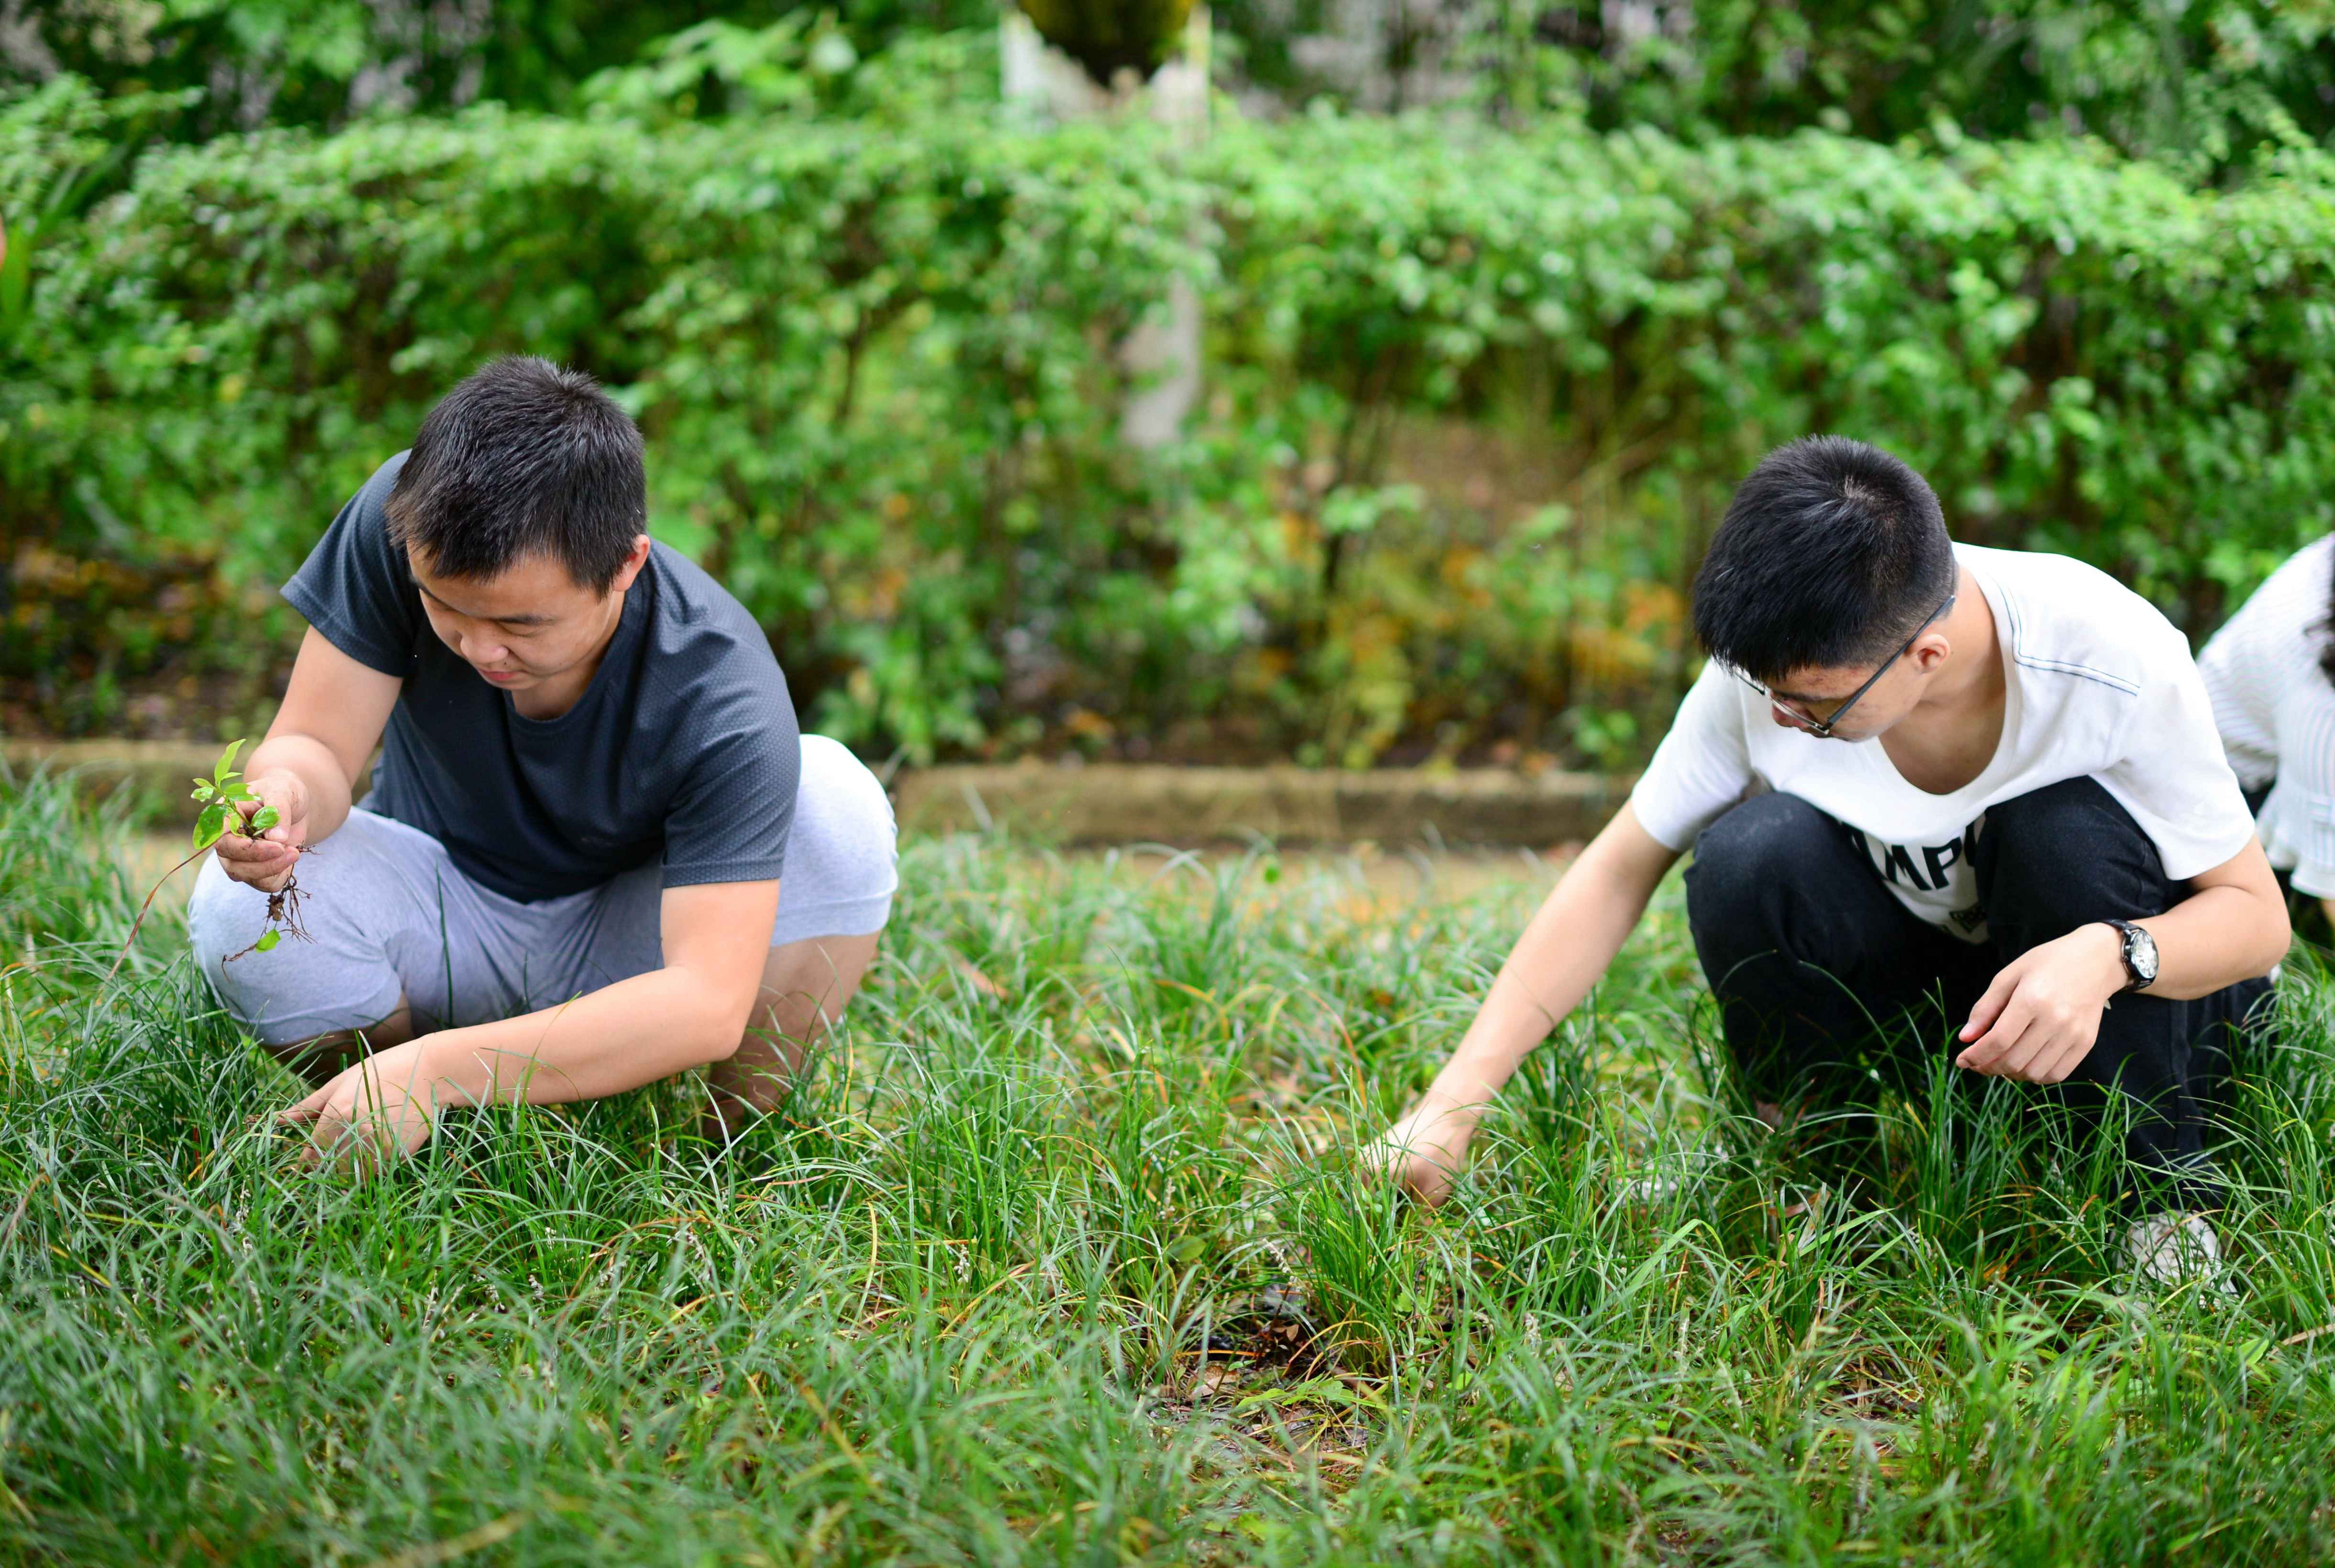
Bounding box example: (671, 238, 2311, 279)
(2103, 919, 2159, 994)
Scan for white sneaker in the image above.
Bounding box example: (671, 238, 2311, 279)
(2123, 1211, 2239, 1296)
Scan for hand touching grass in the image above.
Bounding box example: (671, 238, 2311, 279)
(282, 1043, 438, 1174)
(1372, 1090, 1481, 1206)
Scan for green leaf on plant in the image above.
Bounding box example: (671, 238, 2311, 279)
(213, 739, 244, 784)
(192, 799, 228, 850)
(191, 781, 215, 802)
(250, 806, 280, 831)
(253, 929, 281, 953)
(223, 781, 254, 804)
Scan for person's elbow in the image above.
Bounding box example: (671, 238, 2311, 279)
(2216, 865, 2294, 982)
(671, 968, 762, 1066)
(658, 882, 783, 1066)
(2247, 885, 2294, 978)
(1578, 801, 1683, 905)
(2205, 840, 2293, 981)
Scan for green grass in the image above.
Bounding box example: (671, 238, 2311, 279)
(4, 767, 2335, 1565)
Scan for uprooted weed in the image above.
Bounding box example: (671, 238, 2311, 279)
(102, 740, 312, 981)
(4, 769, 2335, 1564)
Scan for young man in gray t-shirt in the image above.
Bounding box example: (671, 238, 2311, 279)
(189, 356, 897, 1167)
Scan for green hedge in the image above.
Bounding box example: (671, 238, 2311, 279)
(10, 70, 2335, 761)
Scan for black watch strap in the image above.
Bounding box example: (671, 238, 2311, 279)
(2103, 918, 2151, 994)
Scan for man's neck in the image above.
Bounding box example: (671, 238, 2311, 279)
(1908, 565, 2000, 721)
(1881, 564, 2005, 794)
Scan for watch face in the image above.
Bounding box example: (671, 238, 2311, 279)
(2128, 925, 2160, 983)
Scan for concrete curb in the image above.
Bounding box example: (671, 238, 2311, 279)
(3, 740, 233, 803)
(3, 740, 1629, 848)
(890, 762, 1629, 846)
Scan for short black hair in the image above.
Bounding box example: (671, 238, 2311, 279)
(1691, 436, 1956, 681)
(384, 356, 646, 591)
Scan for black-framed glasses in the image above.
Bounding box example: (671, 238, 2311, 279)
(1731, 591, 1957, 738)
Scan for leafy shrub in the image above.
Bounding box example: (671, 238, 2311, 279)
(8, 60, 2335, 761)
(22, 3, 2335, 180)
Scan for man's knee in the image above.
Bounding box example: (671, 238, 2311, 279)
(188, 858, 307, 1041)
(186, 854, 404, 1047)
(779, 737, 899, 943)
(1983, 776, 2140, 863)
(187, 856, 266, 991)
(1980, 777, 2167, 934)
(1686, 793, 1839, 930)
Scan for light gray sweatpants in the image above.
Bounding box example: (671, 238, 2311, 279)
(189, 734, 897, 1047)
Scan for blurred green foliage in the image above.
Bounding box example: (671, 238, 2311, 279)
(1478, 2, 2335, 172)
(20, 3, 2335, 176)
(1229, 1, 2335, 181)
(1, 1, 991, 135)
(10, 17, 2335, 763)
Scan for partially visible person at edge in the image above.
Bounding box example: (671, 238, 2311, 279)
(189, 356, 898, 1168)
(1375, 436, 2289, 1285)
(2199, 530, 2335, 948)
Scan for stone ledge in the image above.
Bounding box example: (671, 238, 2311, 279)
(890, 762, 1629, 846)
(2, 740, 1629, 847)
(3, 739, 233, 804)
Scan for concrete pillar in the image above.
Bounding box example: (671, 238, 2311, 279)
(1002, 6, 1210, 450)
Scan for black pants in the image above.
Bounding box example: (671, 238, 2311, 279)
(1684, 778, 2270, 1209)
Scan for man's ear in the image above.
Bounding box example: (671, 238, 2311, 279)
(1909, 632, 1953, 675)
(608, 534, 653, 595)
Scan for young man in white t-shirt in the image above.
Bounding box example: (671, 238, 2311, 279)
(1378, 437, 2290, 1275)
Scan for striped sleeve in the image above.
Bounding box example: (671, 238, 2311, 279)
(2198, 566, 2289, 792)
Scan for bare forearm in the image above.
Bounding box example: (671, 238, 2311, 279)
(2138, 883, 2289, 999)
(1421, 812, 1677, 1114)
(409, 969, 749, 1108)
(285, 881, 782, 1167)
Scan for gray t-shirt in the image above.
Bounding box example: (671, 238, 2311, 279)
(283, 453, 801, 904)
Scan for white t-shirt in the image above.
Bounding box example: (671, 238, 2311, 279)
(2197, 534, 2335, 897)
(1631, 544, 2255, 943)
